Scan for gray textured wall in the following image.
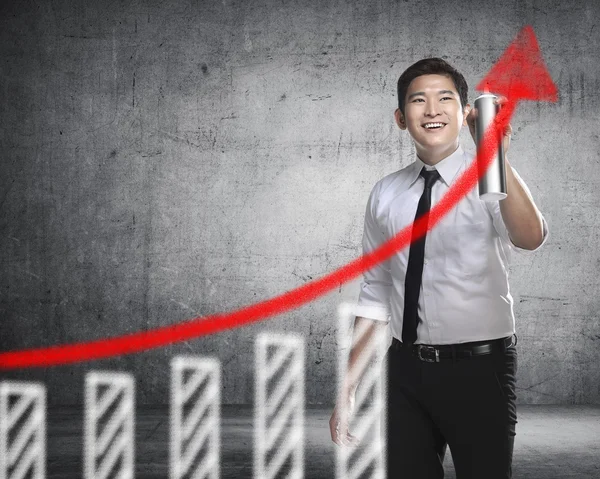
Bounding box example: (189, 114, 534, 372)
(1, 0, 599, 405)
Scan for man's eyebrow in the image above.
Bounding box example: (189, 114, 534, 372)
(407, 90, 457, 100)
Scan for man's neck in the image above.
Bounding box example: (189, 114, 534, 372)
(416, 143, 460, 166)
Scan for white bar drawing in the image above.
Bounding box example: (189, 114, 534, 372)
(336, 303, 387, 479)
(84, 371, 135, 479)
(254, 333, 304, 479)
(0, 381, 46, 479)
(170, 356, 220, 479)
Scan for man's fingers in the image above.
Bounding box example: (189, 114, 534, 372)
(332, 424, 348, 446)
(340, 432, 360, 447)
(331, 420, 360, 448)
(330, 413, 358, 447)
(330, 410, 347, 444)
(346, 432, 360, 446)
(330, 400, 359, 447)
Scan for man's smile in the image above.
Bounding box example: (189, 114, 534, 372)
(422, 122, 447, 130)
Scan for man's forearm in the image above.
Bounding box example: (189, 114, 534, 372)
(499, 157, 544, 250)
(341, 316, 388, 397)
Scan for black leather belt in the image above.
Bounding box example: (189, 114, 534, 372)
(391, 335, 517, 362)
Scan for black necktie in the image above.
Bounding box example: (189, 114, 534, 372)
(402, 167, 441, 346)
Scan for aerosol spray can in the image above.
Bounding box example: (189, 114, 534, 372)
(474, 94, 507, 202)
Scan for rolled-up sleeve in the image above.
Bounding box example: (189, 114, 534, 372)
(355, 183, 393, 322)
(486, 166, 549, 255)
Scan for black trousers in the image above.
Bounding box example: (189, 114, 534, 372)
(386, 337, 518, 479)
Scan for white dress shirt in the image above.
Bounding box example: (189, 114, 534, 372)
(355, 144, 549, 345)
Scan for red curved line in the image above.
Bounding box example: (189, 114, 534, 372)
(0, 103, 515, 369)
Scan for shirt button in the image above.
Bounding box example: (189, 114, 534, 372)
(424, 259, 429, 265)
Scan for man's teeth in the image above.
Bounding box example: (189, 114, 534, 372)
(424, 123, 445, 129)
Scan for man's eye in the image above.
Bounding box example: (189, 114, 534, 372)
(412, 98, 424, 102)
(441, 97, 453, 101)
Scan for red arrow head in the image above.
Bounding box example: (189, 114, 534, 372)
(476, 25, 558, 103)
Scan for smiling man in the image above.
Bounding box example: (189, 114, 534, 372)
(329, 58, 548, 478)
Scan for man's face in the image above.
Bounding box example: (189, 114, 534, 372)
(395, 74, 470, 163)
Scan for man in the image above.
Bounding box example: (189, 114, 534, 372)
(329, 58, 548, 478)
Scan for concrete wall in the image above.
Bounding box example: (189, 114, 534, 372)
(1, 0, 599, 405)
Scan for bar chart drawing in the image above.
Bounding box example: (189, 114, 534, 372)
(0, 302, 390, 478)
(170, 356, 220, 479)
(84, 371, 135, 479)
(336, 303, 387, 479)
(255, 333, 305, 479)
(0, 381, 46, 479)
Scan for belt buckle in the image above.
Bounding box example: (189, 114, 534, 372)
(417, 345, 439, 362)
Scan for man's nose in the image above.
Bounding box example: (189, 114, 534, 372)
(425, 101, 441, 117)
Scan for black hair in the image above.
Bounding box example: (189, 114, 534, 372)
(396, 58, 468, 116)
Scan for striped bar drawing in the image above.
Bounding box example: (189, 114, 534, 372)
(0, 381, 46, 479)
(170, 356, 220, 479)
(255, 333, 304, 479)
(336, 303, 387, 479)
(84, 371, 135, 479)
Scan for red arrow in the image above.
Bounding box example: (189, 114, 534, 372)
(476, 25, 557, 102)
(0, 26, 557, 369)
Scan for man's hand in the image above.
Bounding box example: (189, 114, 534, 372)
(466, 95, 512, 156)
(329, 391, 360, 447)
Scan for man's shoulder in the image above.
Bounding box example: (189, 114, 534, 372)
(369, 162, 417, 199)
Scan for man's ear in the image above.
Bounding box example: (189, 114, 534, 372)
(462, 104, 472, 126)
(394, 108, 407, 130)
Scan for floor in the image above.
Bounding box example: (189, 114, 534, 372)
(42, 405, 600, 478)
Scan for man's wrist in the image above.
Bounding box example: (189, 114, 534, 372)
(341, 381, 357, 399)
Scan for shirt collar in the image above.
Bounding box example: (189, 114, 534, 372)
(408, 144, 466, 187)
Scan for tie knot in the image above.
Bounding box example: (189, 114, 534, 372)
(420, 168, 440, 189)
